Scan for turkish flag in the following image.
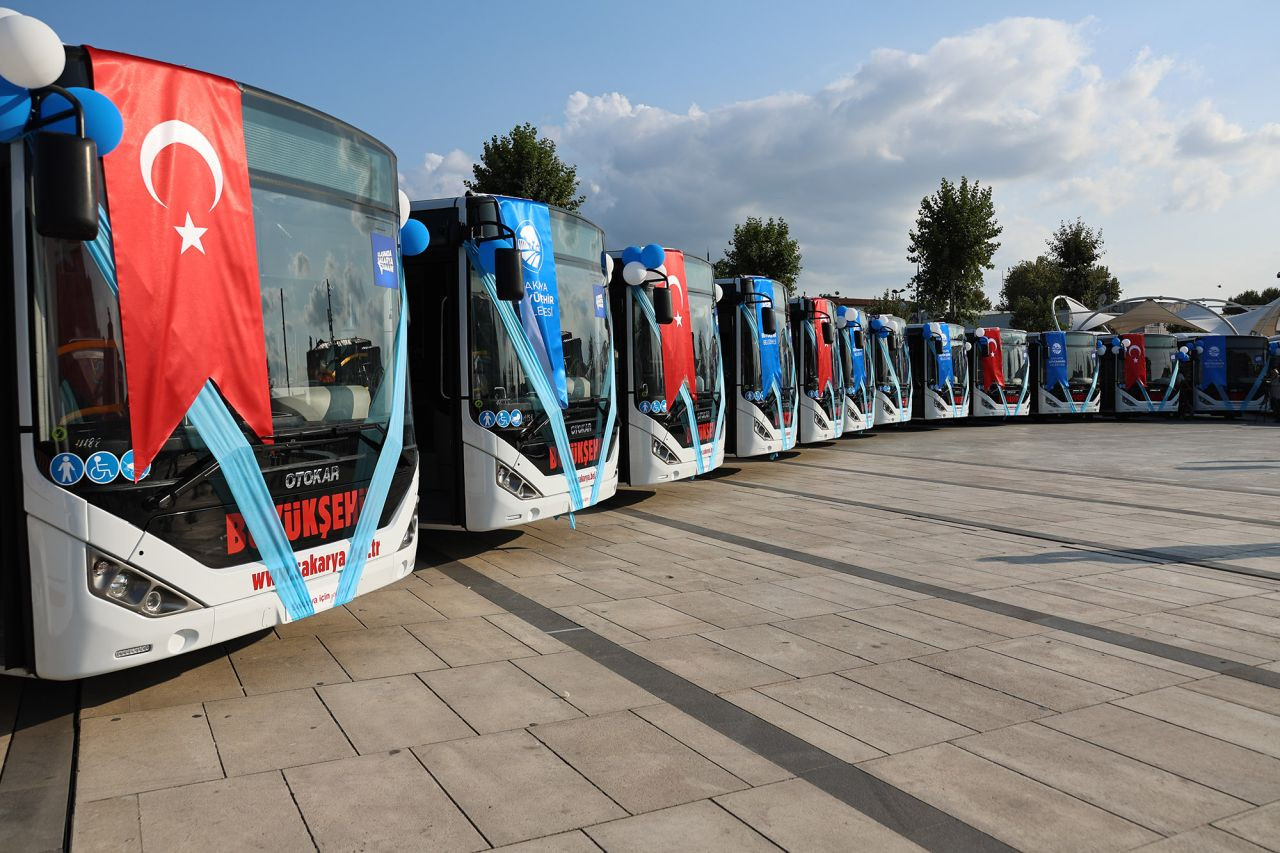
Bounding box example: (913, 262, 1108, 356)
(659, 250, 697, 407)
(87, 49, 271, 476)
(1124, 333, 1147, 387)
(982, 328, 1005, 388)
(813, 298, 835, 395)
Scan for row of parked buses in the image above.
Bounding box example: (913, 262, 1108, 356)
(4, 37, 1278, 679)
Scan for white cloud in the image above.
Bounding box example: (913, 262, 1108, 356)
(403, 17, 1280, 300)
(400, 149, 472, 199)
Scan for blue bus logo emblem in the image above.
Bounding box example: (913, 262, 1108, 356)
(479, 410, 497, 428)
(517, 221, 543, 271)
(85, 451, 120, 485)
(50, 453, 84, 486)
(496, 410, 511, 428)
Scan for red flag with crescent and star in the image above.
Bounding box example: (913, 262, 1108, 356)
(813, 298, 835, 395)
(86, 48, 271, 476)
(1124, 333, 1147, 387)
(982, 328, 1005, 388)
(658, 250, 697, 408)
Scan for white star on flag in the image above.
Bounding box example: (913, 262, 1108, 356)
(174, 212, 208, 255)
(675, 313, 683, 327)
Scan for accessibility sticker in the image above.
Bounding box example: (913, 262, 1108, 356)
(85, 451, 120, 485)
(496, 410, 511, 428)
(509, 409, 524, 427)
(479, 410, 497, 428)
(50, 452, 84, 486)
(120, 450, 152, 482)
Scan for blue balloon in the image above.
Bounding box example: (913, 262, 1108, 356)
(0, 79, 30, 143)
(977, 336, 990, 349)
(621, 246, 642, 264)
(640, 243, 665, 269)
(39, 87, 124, 156)
(400, 219, 430, 256)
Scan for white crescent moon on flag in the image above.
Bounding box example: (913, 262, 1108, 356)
(139, 120, 225, 211)
(668, 276, 683, 300)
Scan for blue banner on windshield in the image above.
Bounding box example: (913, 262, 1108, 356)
(850, 344, 866, 390)
(473, 197, 567, 408)
(1044, 330, 1070, 386)
(754, 278, 781, 392)
(1198, 335, 1227, 389)
(934, 324, 954, 388)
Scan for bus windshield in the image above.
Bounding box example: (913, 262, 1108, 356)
(950, 330, 969, 388)
(1003, 330, 1028, 388)
(31, 86, 404, 475)
(1226, 338, 1267, 390)
(469, 209, 608, 414)
(1145, 334, 1177, 390)
(1064, 332, 1097, 385)
(686, 258, 719, 397)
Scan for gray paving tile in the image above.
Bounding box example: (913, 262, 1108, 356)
(1134, 826, 1273, 853)
(780, 575, 910, 610)
(840, 660, 1050, 730)
(554, 605, 648, 644)
(957, 722, 1250, 834)
(484, 549, 578, 577)
(1182, 674, 1280, 715)
(1040, 630, 1216, 678)
(420, 661, 582, 733)
(274, 603, 366, 637)
(206, 688, 354, 776)
(652, 590, 782, 629)
(1116, 686, 1280, 757)
(918, 647, 1125, 711)
(632, 703, 792, 786)
(408, 579, 511, 616)
(1042, 704, 1280, 806)
(491, 830, 601, 852)
(1119, 613, 1280, 660)
(979, 586, 1135, 623)
(346, 587, 446, 627)
(76, 703, 223, 801)
(286, 749, 486, 852)
(405, 616, 540, 665)
(701, 624, 868, 676)
(561, 567, 676, 598)
(515, 651, 660, 715)
(717, 581, 847, 618)
(984, 635, 1192, 693)
(841, 604, 1004, 650)
(580, 597, 716, 639)
(532, 712, 746, 813)
(716, 777, 924, 852)
(1120, 568, 1273, 601)
(864, 743, 1160, 852)
(901, 596, 1049, 637)
(626, 635, 792, 693)
(70, 794, 141, 853)
(416, 730, 626, 846)
(79, 648, 243, 718)
(318, 675, 473, 753)
(776, 613, 941, 661)
(1214, 802, 1280, 851)
(758, 673, 972, 753)
(228, 634, 351, 695)
(138, 771, 312, 853)
(1024, 579, 1175, 614)
(585, 800, 776, 851)
(720, 688, 885, 764)
(1073, 574, 1225, 607)
(318, 625, 447, 680)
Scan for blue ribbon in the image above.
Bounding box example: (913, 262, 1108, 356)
(876, 335, 908, 423)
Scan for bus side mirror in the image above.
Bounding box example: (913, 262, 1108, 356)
(653, 286, 674, 325)
(762, 309, 777, 336)
(822, 322, 833, 345)
(493, 247, 525, 302)
(34, 132, 100, 241)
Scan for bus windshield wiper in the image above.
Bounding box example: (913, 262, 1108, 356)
(147, 454, 220, 511)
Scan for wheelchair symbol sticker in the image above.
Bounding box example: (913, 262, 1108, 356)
(50, 453, 84, 486)
(120, 450, 152, 482)
(85, 451, 120, 485)
(496, 410, 511, 428)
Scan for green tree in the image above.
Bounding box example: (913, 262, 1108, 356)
(1047, 218, 1121, 308)
(465, 122, 585, 211)
(1000, 258, 1064, 331)
(712, 216, 803, 294)
(1225, 286, 1280, 314)
(907, 177, 1001, 325)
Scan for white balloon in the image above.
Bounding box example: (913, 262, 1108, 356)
(0, 15, 65, 90)
(603, 253, 615, 280)
(1121, 338, 1131, 348)
(974, 327, 986, 337)
(622, 260, 647, 286)
(1179, 345, 1189, 354)
(836, 314, 848, 329)
(0, 9, 19, 19)
(397, 189, 411, 227)
(713, 283, 723, 303)
(1111, 346, 1121, 354)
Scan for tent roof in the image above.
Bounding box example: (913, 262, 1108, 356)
(1106, 300, 1215, 332)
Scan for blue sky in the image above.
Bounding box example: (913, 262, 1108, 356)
(34, 1, 1280, 303)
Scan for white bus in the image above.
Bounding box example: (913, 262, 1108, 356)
(5, 47, 419, 679)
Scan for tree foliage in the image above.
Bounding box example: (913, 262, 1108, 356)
(998, 218, 1121, 330)
(1224, 286, 1280, 314)
(907, 177, 1001, 325)
(712, 216, 803, 294)
(465, 122, 585, 211)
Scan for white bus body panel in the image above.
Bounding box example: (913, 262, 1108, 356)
(1037, 387, 1101, 415)
(1114, 387, 1179, 414)
(873, 390, 912, 425)
(733, 395, 782, 457)
(455, 414, 619, 531)
(798, 394, 839, 443)
(841, 393, 873, 432)
(970, 387, 1030, 418)
(1193, 388, 1266, 414)
(627, 408, 723, 485)
(920, 387, 969, 420)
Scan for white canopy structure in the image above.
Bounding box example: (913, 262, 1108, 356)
(1055, 294, 1280, 337)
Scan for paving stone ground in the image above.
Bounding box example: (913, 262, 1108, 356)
(5, 418, 1280, 852)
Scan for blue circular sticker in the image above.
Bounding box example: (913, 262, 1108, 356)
(639, 400, 651, 414)
(496, 410, 511, 428)
(50, 452, 84, 486)
(120, 450, 152, 482)
(509, 409, 524, 427)
(85, 451, 120, 485)
(479, 410, 497, 428)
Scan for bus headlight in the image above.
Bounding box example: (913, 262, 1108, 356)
(87, 551, 201, 618)
(752, 417, 771, 440)
(650, 438, 680, 465)
(496, 462, 541, 500)
(400, 500, 419, 550)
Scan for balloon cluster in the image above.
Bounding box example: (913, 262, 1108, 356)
(0, 10, 124, 154)
(396, 189, 429, 255)
(620, 243, 665, 286)
(870, 316, 891, 338)
(973, 327, 995, 355)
